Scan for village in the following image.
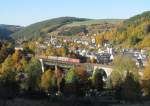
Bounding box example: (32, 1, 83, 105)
(31, 35, 148, 68)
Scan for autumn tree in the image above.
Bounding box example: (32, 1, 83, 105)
(95, 35, 104, 47)
(109, 70, 122, 89)
(37, 37, 44, 44)
(140, 36, 150, 48)
(75, 66, 89, 80)
(142, 58, 150, 96)
(1, 56, 15, 75)
(113, 55, 139, 81)
(111, 55, 140, 100)
(74, 66, 90, 96)
(54, 66, 64, 95)
(56, 47, 68, 57)
(12, 50, 23, 72)
(122, 72, 141, 101)
(12, 50, 21, 63)
(41, 69, 53, 95)
(45, 46, 56, 56)
(64, 68, 77, 95)
(0, 56, 19, 98)
(20, 57, 28, 69)
(22, 57, 42, 92)
(0, 42, 14, 63)
(65, 68, 76, 84)
(144, 24, 150, 34)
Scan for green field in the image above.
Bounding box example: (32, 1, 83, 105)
(68, 19, 124, 26)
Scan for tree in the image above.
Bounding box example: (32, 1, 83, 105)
(145, 24, 150, 34)
(0, 56, 19, 99)
(41, 69, 53, 94)
(45, 46, 56, 56)
(75, 66, 88, 80)
(64, 68, 77, 95)
(129, 36, 142, 45)
(54, 66, 64, 95)
(65, 68, 76, 84)
(56, 47, 67, 57)
(112, 55, 140, 100)
(122, 72, 141, 101)
(113, 55, 139, 81)
(1, 56, 15, 74)
(92, 68, 107, 91)
(12, 50, 21, 63)
(142, 58, 150, 96)
(22, 57, 42, 92)
(37, 37, 44, 44)
(141, 36, 150, 48)
(95, 35, 104, 47)
(20, 57, 28, 69)
(74, 66, 90, 96)
(0, 42, 14, 64)
(109, 70, 122, 89)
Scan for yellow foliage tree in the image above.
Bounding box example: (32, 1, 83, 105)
(111, 55, 139, 88)
(41, 69, 53, 94)
(12, 50, 20, 63)
(95, 35, 104, 47)
(56, 48, 66, 57)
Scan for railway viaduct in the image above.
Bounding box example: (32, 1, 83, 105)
(39, 58, 113, 78)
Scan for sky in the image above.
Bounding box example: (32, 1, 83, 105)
(0, 0, 150, 26)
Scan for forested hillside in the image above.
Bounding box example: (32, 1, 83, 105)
(0, 25, 22, 40)
(102, 11, 150, 48)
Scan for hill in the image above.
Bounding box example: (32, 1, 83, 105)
(11, 17, 122, 41)
(11, 11, 150, 48)
(111, 11, 150, 48)
(0, 24, 22, 40)
(11, 17, 89, 41)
